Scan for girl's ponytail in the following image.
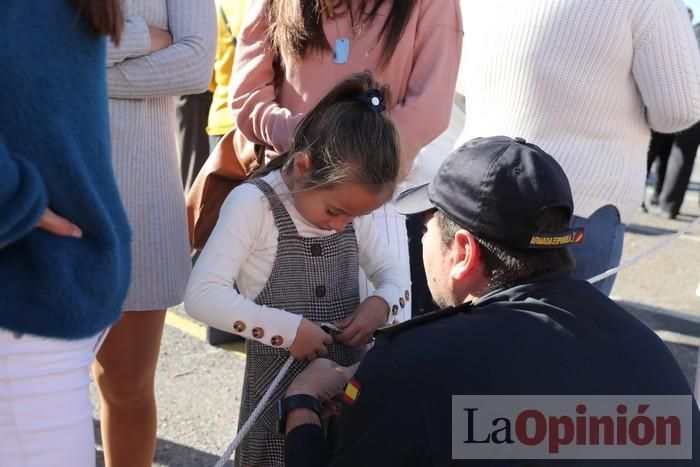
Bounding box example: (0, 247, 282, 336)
(254, 72, 400, 191)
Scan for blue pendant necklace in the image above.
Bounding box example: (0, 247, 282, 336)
(332, 14, 350, 64)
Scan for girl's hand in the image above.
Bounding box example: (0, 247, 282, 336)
(148, 26, 173, 53)
(289, 319, 332, 361)
(37, 208, 82, 238)
(333, 296, 389, 347)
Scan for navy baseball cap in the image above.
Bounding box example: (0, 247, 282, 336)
(395, 136, 584, 249)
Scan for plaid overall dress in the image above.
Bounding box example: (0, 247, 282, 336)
(235, 179, 364, 466)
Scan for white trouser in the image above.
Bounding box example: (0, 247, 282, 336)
(0, 328, 105, 467)
(359, 203, 412, 322)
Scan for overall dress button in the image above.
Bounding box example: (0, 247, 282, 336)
(310, 244, 322, 256)
(404, 290, 410, 301)
(315, 285, 326, 298)
(252, 327, 265, 339)
(233, 320, 246, 333)
(399, 297, 405, 308)
(391, 305, 399, 315)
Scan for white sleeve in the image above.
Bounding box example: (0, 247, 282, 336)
(184, 184, 302, 349)
(354, 215, 411, 323)
(633, 0, 700, 132)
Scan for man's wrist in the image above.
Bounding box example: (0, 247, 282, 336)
(285, 407, 321, 434)
(278, 394, 322, 434)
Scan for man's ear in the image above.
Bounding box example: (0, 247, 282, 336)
(292, 151, 311, 178)
(450, 229, 481, 281)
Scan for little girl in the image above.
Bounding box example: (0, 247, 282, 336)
(184, 72, 410, 466)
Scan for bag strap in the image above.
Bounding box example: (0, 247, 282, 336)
(218, 4, 237, 47)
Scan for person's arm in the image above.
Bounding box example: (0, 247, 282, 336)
(228, 1, 304, 153)
(107, 0, 217, 99)
(184, 184, 303, 348)
(0, 135, 47, 245)
(285, 421, 329, 467)
(331, 216, 410, 346)
(355, 216, 409, 317)
(106, 16, 151, 67)
(632, 0, 700, 132)
(391, 0, 464, 170)
(284, 348, 426, 466)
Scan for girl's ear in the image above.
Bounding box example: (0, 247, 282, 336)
(292, 151, 312, 178)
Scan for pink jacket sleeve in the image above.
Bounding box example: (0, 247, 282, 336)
(229, 1, 303, 153)
(391, 0, 464, 169)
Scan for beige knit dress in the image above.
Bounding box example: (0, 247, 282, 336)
(107, 0, 216, 311)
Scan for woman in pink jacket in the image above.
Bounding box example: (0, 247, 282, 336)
(230, 0, 463, 322)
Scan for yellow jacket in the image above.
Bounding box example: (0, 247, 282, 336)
(207, 0, 246, 136)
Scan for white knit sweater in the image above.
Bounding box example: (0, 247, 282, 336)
(457, 0, 700, 223)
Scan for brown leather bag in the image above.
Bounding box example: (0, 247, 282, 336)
(186, 129, 264, 250)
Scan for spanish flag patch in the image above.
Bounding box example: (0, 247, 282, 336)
(343, 378, 361, 405)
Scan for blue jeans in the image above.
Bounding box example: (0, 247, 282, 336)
(569, 204, 625, 296)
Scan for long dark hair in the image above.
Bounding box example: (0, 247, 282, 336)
(267, 0, 418, 68)
(68, 0, 123, 44)
(254, 71, 400, 192)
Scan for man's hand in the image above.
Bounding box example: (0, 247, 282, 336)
(284, 359, 360, 433)
(333, 296, 389, 347)
(37, 208, 82, 238)
(286, 358, 359, 401)
(148, 26, 173, 53)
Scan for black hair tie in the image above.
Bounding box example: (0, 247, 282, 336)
(357, 89, 385, 113)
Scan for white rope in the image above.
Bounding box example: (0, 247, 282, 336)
(212, 215, 700, 466)
(213, 355, 295, 467)
(587, 215, 700, 284)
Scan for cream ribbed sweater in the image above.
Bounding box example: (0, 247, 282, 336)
(457, 0, 700, 223)
(107, 0, 216, 311)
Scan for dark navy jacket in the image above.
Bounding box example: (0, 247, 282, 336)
(286, 275, 700, 466)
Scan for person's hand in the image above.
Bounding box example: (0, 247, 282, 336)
(333, 296, 389, 347)
(37, 208, 82, 238)
(289, 319, 332, 361)
(286, 358, 360, 401)
(284, 359, 360, 432)
(148, 26, 172, 53)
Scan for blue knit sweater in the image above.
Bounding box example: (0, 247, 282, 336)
(0, 2, 131, 339)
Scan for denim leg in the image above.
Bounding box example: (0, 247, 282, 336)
(568, 205, 625, 296)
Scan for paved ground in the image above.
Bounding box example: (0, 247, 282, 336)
(90, 166, 700, 467)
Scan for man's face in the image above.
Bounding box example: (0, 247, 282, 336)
(421, 211, 455, 308)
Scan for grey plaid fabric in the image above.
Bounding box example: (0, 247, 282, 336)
(235, 179, 364, 467)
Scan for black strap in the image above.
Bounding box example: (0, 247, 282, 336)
(277, 394, 321, 434)
(218, 5, 237, 47)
